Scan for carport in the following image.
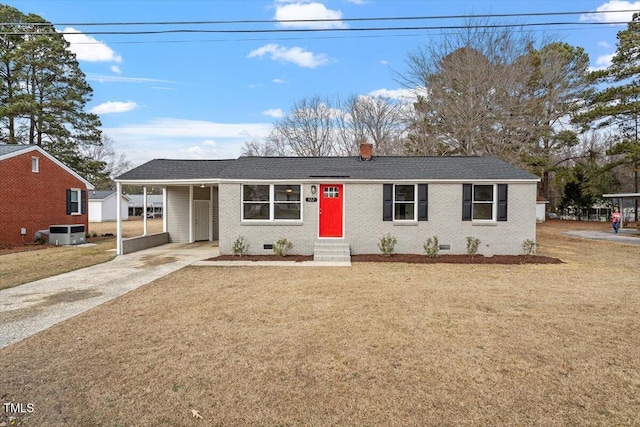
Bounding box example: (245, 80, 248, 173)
(603, 192, 640, 228)
(114, 159, 234, 255)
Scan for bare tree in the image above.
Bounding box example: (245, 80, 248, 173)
(241, 138, 286, 156)
(80, 134, 131, 189)
(336, 95, 405, 155)
(269, 95, 338, 156)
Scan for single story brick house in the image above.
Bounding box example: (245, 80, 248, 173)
(115, 144, 540, 257)
(0, 144, 93, 246)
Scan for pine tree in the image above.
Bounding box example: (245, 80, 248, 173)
(0, 4, 106, 181)
(574, 12, 640, 220)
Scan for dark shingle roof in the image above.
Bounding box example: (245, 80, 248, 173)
(117, 159, 236, 180)
(0, 144, 30, 157)
(116, 156, 539, 181)
(221, 156, 539, 180)
(88, 190, 116, 200)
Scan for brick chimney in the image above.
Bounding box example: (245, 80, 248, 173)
(359, 142, 373, 161)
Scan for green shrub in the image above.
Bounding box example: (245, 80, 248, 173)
(466, 236, 481, 256)
(273, 238, 293, 257)
(522, 239, 538, 255)
(378, 233, 398, 257)
(423, 236, 439, 258)
(232, 235, 250, 256)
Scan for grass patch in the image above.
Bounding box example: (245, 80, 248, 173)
(0, 219, 163, 290)
(1, 220, 639, 425)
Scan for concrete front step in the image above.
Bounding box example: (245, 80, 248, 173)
(314, 242, 351, 263)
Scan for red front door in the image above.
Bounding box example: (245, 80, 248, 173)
(319, 184, 343, 238)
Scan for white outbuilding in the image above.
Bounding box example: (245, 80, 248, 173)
(89, 190, 130, 222)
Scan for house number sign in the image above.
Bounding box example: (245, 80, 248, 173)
(305, 197, 318, 202)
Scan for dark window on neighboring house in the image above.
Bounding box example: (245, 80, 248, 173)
(66, 189, 86, 215)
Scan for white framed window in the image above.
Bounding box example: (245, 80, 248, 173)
(69, 188, 81, 215)
(242, 184, 301, 221)
(472, 184, 495, 220)
(31, 156, 39, 173)
(394, 184, 417, 221)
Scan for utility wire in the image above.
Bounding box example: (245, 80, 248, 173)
(6, 8, 635, 27)
(0, 20, 631, 36)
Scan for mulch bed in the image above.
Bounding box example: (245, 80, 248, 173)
(210, 255, 314, 262)
(352, 254, 563, 264)
(210, 254, 562, 264)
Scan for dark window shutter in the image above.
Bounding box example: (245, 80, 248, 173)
(66, 189, 72, 215)
(497, 184, 508, 221)
(417, 184, 428, 221)
(383, 184, 393, 221)
(81, 190, 87, 215)
(462, 184, 472, 221)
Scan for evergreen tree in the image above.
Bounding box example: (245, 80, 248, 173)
(0, 4, 105, 181)
(574, 12, 640, 220)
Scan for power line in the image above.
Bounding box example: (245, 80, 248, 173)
(35, 8, 640, 27)
(0, 20, 631, 36)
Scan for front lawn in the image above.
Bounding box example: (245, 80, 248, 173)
(1, 221, 639, 425)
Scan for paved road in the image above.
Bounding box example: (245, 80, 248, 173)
(564, 229, 640, 246)
(0, 242, 217, 349)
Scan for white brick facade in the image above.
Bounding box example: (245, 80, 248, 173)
(218, 181, 537, 256)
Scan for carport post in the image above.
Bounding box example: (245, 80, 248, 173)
(116, 181, 122, 255)
(162, 187, 167, 232)
(143, 186, 148, 236)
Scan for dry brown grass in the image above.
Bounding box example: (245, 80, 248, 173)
(1, 221, 639, 426)
(0, 219, 163, 290)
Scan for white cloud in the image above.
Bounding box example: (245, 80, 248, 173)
(263, 108, 285, 118)
(274, 2, 347, 29)
(111, 65, 122, 74)
(272, 78, 287, 84)
(248, 44, 330, 68)
(598, 41, 613, 48)
(186, 145, 204, 155)
(367, 88, 417, 102)
(90, 101, 137, 115)
(104, 118, 272, 141)
(86, 74, 180, 85)
(62, 27, 122, 62)
(103, 118, 273, 165)
(580, 1, 640, 23)
(590, 52, 616, 71)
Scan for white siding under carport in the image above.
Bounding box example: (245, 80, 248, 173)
(167, 186, 190, 242)
(166, 185, 218, 243)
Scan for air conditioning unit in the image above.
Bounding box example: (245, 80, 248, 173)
(49, 224, 86, 245)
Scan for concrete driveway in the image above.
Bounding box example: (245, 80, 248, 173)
(564, 229, 640, 246)
(0, 242, 217, 349)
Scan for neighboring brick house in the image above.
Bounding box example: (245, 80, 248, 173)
(115, 143, 540, 257)
(0, 144, 94, 246)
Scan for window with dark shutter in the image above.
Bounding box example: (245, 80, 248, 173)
(383, 184, 393, 221)
(417, 184, 428, 221)
(497, 184, 508, 221)
(81, 190, 87, 215)
(66, 189, 72, 215)
(462, 184, 472, 221)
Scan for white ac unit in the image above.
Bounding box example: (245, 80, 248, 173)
(49, 225, 86, 245)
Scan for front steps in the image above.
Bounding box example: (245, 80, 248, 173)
(313, 242, 351, 263)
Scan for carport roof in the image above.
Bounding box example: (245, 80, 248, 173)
(117, 159, 236, 180)
(116, 156, 540, 182)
